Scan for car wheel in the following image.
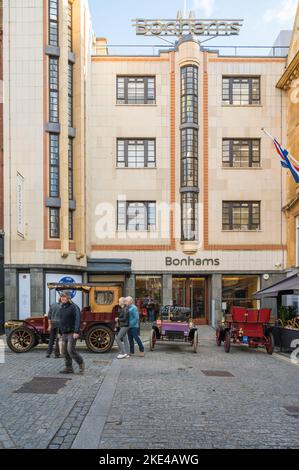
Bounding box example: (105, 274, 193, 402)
(7, 327, 36, 353)
(85, 325, 114, 353)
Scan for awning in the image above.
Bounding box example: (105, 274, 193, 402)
(253, 274, 299, 299)
(86, 258, 132, 274)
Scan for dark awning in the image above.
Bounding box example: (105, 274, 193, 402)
(86, 258, 132, 274)
(254, 274, 299, 299)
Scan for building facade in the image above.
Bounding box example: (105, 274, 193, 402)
(278, 5, 299, 273)
(3, 1, 289, 325)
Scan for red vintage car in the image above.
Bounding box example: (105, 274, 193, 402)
(5, 283, 122, 354)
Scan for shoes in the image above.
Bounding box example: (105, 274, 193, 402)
(117, 354, 127, 359)
(55, 355, 61, 359)
(139, 352, 145, 357)
(79, 362, 85, 374)
(46, 354, 51, 358)
(59, 368, 74, 374)
(125, 354, 130, 358)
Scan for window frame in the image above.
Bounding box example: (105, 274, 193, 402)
(68, 1, 73, 52)
(49, 207, 60, 239)
(116, 139, 156, 168)
(181, 192, 198, 242)
(222, 201, 261, 231)
(49, 56, 59, 123)
(181, 65, 198, 125)
(68, 62, 73, 128)
(116, 76, 156, 105)
(49, 134, 59, 198)
(222, 138, 261, 168)
(117, 201, 156, 232)
(222, 76, 261, 106)
(48, 0, 59, 47)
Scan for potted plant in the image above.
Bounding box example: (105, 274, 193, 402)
(273, 306, 299, 352)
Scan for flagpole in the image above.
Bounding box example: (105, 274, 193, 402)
(261, 127, 299, 166)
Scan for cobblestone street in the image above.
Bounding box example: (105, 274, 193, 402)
(0, 327, 298, 450)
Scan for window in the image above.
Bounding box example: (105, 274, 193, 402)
(181, 193, 198, 241)
(181, 129, 198, 187)
(94, 291, 114, 305)
(222, 202, 261, 231)
(49, 208, 60, 238)
(49, 134, 59, 197)
(68, 1, 72, 52)
(68, 138, 73, 200)
(222, 139, 261, 168)
(69, 210, 73, 240)
(68, 62, 73, 127)
(49, 0, 59, 47)
(117, 77, 156, 104)
(181, 65, 198, 124)
(135, 276, 162, 313)
(222, 276, 259, 312)
(117, 201, 156, 231)
(49, 57, 59, 123)
(222, 77, 260, 105)
(117, 139, 156, 168)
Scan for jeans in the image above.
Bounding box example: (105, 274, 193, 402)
(148, 309, 155, 323)
(62, 333, 84, 369)
(115, 327, 130, 355)
(47, 326, 60, 356)
(128, 327, 144, 354)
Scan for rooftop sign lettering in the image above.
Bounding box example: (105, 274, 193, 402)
(132, 18, 244, 37)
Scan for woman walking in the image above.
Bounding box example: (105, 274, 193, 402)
(115, 297, 130, 359)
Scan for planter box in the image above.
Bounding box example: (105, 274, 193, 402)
(273, 326, 299, 353)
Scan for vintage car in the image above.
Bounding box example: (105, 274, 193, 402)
(5, 283, 122, 354)
(150, 306, 199, 353)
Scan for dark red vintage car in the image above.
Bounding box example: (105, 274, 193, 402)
(5, 283, 122, 354)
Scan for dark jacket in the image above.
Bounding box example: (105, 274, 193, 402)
(118, 306, 129, 328)
(48, 303, 62, 328)
(60, 302, 81, 334)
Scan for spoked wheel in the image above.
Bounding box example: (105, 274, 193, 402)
(216, 327, 222, 346)
(85, 326, 114, 353)
(224, 330, 231, 353)
(7, 327, 36, 353)
(150, 329, 157, 351)
(265, 332, 274, 355)
(192, 330, 199, 353)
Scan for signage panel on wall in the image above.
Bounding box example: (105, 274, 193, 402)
(17, 173, 25, 238)
(45, 274, 83, 313)
(18, 273, 31, 320)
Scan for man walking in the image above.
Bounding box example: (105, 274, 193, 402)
(126, 296, 145, 357)
(59, 291, 85, 374)
(46, 297, 62, 358)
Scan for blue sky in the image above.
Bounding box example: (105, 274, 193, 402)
(88, 0, 298, 53)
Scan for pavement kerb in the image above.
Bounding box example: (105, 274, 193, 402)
(71, 359, 122, 449)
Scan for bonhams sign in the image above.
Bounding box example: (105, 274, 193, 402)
(132, 18, 243, 37)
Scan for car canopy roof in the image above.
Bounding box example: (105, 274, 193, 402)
(47, 283, 91, 293)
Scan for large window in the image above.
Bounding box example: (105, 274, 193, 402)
(181, 65, 198, 124)
(181, 129, 198, 187)
(222, 201, 261, 231)
(49, 134, 59, 197)
(135, 276, 162, 314)
(222, 276, 259, 312)
(49, 208, 60, 239)
(181, 193, 198, 241)
(69, 210, 73, 240)
(117, 77, 156, 105)
(49, 0, 59, 47)
(117, 139, 156, 168)
(68, 62, 73, 127)
(68, 138, 73, 200)
(222, 77, 260, 105)
(49, 57, 59, 123)
(222, 139, 261, 168)
(68, 1, 73, 52)
(117, 201, 156, 231)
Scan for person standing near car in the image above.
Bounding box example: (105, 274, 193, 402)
(59, 291, 85, 374)
(126, 296, 145, 357)
(46, 297, 62, 358)
(115, 297, 130, 359)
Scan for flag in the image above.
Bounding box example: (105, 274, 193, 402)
(262, 129, 299, 184)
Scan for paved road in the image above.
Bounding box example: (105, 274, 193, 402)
(0, 327, 298, 449)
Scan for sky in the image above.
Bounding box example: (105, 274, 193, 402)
(88, 0, 298, 54)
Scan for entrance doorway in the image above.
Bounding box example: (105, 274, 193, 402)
(172, 277, 209, 325)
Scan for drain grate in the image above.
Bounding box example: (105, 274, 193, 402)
(201, 370, 234, 377)
(92, 360, 110, 365)
(284, 406, 299, 414)
(14, 377, 71, 394)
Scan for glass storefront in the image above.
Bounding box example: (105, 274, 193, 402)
(222, 275, 259, 312)
(135, 276, 162, 321)
(172, 277, 207, 322)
